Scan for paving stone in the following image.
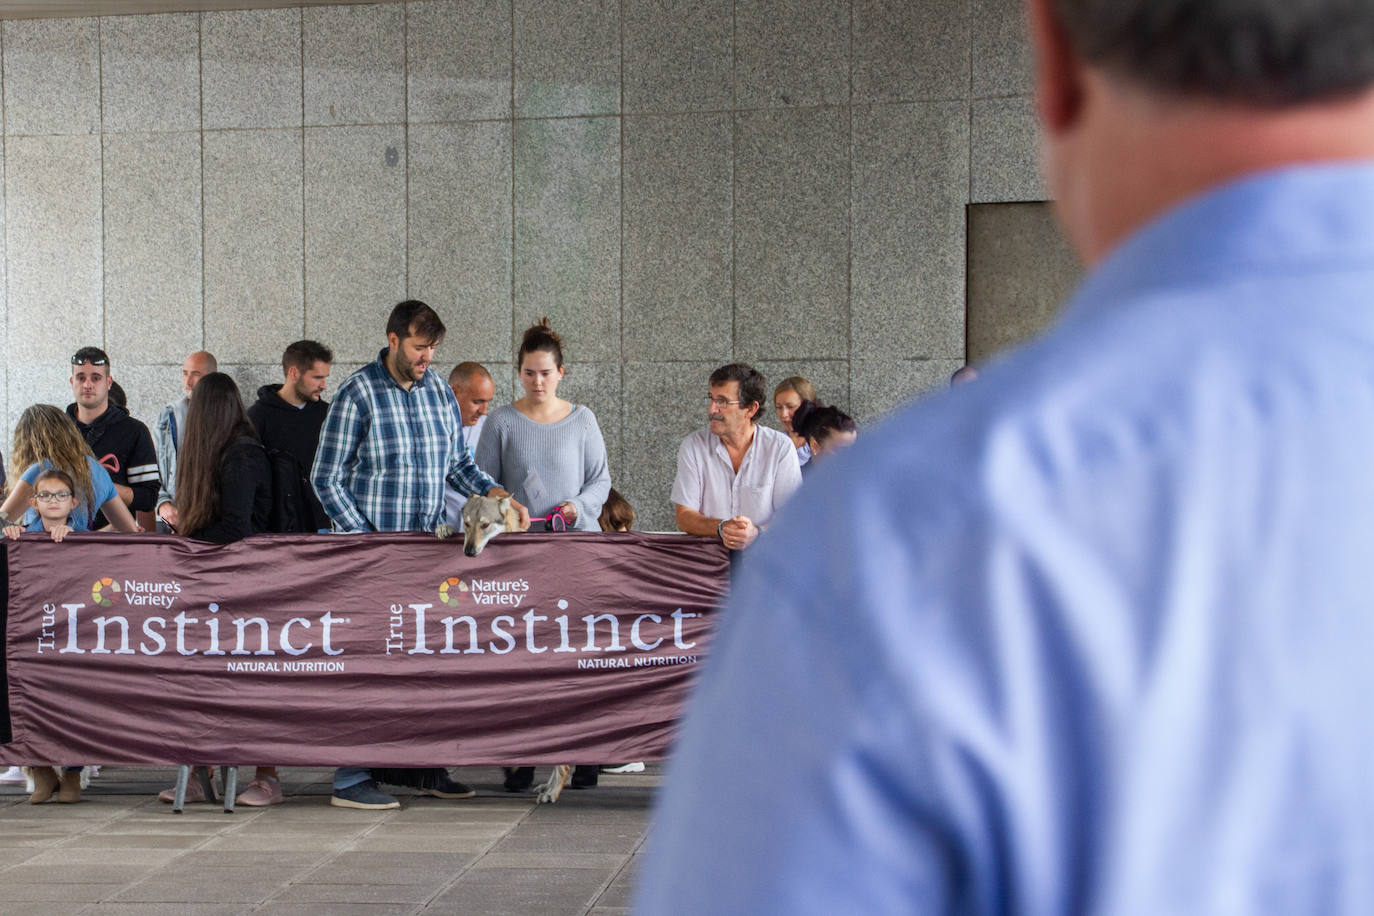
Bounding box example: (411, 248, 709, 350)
(473, 852, 630, 869)
(0, 883, 126, 902)
(0, 863, 153, 884)
(109, 877, 282, 904)
(271, 882, 437, 904)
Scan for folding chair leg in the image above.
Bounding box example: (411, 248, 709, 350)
(171, 764, 191, 814)
(221, 766, 238, 814)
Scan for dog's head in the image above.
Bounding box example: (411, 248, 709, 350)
(462, 495, 520, 557)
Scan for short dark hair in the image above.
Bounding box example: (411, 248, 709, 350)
(1052, 0, 1374, 105)
(282, 340, 333, 376)
(792, 400, 857, 444)
(71, 346, 110, 368)
(709, 363, 766, 424)
(386, 300, 446, 345)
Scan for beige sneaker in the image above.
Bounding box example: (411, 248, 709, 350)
(236, 776, 284, 807)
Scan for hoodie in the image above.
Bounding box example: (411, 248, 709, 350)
(246, 384, 331, 532)
(65, 401, 160, 526)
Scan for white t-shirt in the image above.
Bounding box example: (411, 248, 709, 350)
(671, 426, 802, 530)
(444, 415, 488, 529)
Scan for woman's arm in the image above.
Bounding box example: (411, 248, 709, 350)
(100, 495, 141, 532)
(0, 480, 32, 523)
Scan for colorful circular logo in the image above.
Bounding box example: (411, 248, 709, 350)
(438, 577, 469, 605)
(91, 577, 120, 607)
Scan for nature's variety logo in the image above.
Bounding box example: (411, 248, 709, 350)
(91, 577, 121, 607)
(438, 577, 469, 605)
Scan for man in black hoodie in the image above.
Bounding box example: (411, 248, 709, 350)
(246, 340, 334, 532)
(68, 347, 160, 529)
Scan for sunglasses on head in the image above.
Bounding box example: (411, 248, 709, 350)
(71, 354, 108, 366)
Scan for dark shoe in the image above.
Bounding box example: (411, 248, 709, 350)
(570, 765, 599, 789)
(421, 771, 476, 799)
(330, 779, 399, 810)
(503, 766, 534, 793)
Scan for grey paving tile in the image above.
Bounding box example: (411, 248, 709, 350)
(255, 905, 417, 916)
(271, 882, 437, 904)
(0, 862, 153, 883)
(472, 851, 629, 868)
(971, 96, 1046, 203)
(108, 878, 279, 904)
(491, 834, 640, 855)
(849, 358, 958, 423)
(61, 833, 207, 849)
(303, 864, 450, 886)
(327, 850, 477, 870)
(972, 0, 1032, 97)
(0, 883, 125, 902)
(83, 906, 246, 916)
(23, 847, 175, 866)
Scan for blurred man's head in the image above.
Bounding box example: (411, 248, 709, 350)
(183, 351, 217, 396)
(1031, 0, 1374, 264)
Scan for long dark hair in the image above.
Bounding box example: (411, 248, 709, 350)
(176, 372, 257, 535)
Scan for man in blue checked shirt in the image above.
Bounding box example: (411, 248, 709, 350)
(638, 0, 1374, 912)
(311, 299, 529, 810)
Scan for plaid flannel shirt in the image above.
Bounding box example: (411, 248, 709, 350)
(310, 349, 497, 533)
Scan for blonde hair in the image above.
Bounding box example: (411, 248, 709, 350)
(12, 405, 97, 510)
(774, 376, 817, 403)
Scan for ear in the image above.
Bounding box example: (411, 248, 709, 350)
(1028, 0, 1084, 135)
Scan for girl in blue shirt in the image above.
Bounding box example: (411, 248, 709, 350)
(0, 405, 139, 532)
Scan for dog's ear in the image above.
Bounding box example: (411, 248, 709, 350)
(499, 497, 520, 531)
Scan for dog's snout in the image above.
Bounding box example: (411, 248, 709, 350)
(464, 546, 478, 557)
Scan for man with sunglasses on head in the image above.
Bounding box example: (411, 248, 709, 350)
(67, 347, 159, 530)
(672, 363, 801, 552)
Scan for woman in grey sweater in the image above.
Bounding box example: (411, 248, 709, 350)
(475, 319, 611, 532)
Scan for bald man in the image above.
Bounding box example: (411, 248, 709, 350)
(639, 0, 1374, 912)
(443, 361, 496, 528)
(154, 349, 217, 531)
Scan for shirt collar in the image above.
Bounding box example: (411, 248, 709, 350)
(1064, 161, 1374, 326)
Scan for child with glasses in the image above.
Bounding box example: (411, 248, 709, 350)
(1, 466, 90, 803)
(3, 468, 79, 542)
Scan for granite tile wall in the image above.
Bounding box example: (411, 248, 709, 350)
(1, 0, 1041, 532)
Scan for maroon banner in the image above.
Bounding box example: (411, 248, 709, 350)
(1, 531, 726, 766)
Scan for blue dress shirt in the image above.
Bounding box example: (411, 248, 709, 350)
(635, 163, 1374, 914)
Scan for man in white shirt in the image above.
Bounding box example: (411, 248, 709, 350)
(443, 361, 497, 528)
(672, 363, 801, 551)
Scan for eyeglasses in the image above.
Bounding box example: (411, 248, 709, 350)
(703, 397, 742, 409)
(35, 490, 73, 502)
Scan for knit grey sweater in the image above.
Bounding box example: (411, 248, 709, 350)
(474, 404, 612, 531)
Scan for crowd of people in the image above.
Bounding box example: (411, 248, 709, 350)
(0, 298, 862, 809)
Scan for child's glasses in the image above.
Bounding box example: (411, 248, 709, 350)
(35, 491, 72, 502)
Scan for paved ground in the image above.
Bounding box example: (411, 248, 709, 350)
(0, 765, 657, 916)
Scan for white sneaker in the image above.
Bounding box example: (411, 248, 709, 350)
(0, 766, 25, 785)
(87, 765, 102, 778)
(599, 762, 645, 774)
